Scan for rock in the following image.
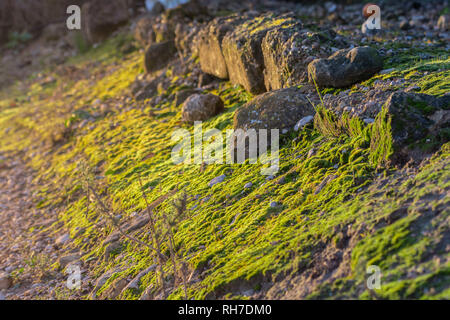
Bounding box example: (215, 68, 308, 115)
(120, 265, 157, 293)
(81, 0, 129, 44)
(181, 93, 224, 123)
(262, 25, 346, 91)
(294, 115, 314, 131)
(100, 277, 128, 299)
(270, 201, 278, 208)
(197, 73, 217, 88)
(234, 87, 315, 133)
(144, 40, 177, 73)
(55, 233, 71, 246)
(0, 272, 12, 290)
(197, 15, 247, 79)
(222, 13, 296, 94)
(209, 174, 226, 187)
(174, 20, 202, 55)
(104, 241, 122, 261)
(308, 46, 383, 88)
(134, 15, 156, 47)
(175, 88, 202, 107)
(58, 253, 80, 268)
(244, 182, 253, 189)
(437, 15, 449, 31)
(371, 92, 449, 164)
(134, 81, 158, 101)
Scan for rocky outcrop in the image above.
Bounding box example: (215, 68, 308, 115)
(197, 15, 248, 79)
(308, 46, 383, 88)
(262, 27, 347, 91)
(181, 93, 224, 123)
(222, 14, 298, 94)
(81, 0, 129, 44)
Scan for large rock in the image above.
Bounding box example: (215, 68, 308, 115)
(262, 26, 347, 91)
(197, 15, 247, 79)
(134, 15, 156, 47)
(0, 272, 12, 290)
(181, 93, 224, 123)
(81, 0, 129, 44)
(308, 46, 383, 88)
(233, 87, 315, 132)
(371, 91, 450, 164)
(144, 40, 177, 73)
(222, 14, 297, 94)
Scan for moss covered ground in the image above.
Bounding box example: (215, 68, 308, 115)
(0, 30, 448, 300)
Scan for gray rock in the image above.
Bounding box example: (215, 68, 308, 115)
(308, 46, 383, 88)
(233, 87, 315, 133)
(222, 13, 295, 94)
(58, 253, 80, 268)
(209, 174, 226, 187)
(120, 265, 157, 293)
(244, 182, 253, 189)
(197, 15, 247, 79)
(262, 26, 346, 91)
(144, 40, 177, 73)
(134, 15, 156, 47)
(0, 272, 12, 290)
(55, 233, 71, 246)
(181, 93, 224, 123)
(175, 88, 202, 107)
(294, 115, 314, 131)
(371, 91, 449, 164)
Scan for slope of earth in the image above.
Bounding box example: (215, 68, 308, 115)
(0, 0, 449, 300)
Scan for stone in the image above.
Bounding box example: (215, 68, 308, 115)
(104, 241, 122, 261)
(294, 115, 314, 131)
(262, 25, 346, 91)
(134, 15, 156, 47)
(233, 87, 315, 133)
(174, 20, 202, 55)
(0, 272, 12, 290)
(197, 15, 247, 79)
(144, 40, 177, 73)
(181, 93, 224, 123)
(308, 46, 383, 88)
(175, 89, 202, 107)
(222, 13, 296, 94)
(209, 174, 226, 187)
(81, 0, 129, 44)
(371, 92, 449, 164)
(55, 233, 71, 245)
(58, 253, 80, 268)
(120, 265, 157, 293)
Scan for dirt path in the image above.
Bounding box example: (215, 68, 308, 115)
(0, 150, 75, 300)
